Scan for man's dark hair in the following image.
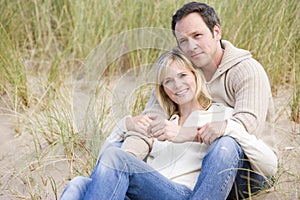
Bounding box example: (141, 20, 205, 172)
(171, 2, 220, 35)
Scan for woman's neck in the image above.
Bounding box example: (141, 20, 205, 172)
(178, 101, 204, 125)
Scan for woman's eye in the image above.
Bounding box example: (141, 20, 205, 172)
(180, 73, 187, 78)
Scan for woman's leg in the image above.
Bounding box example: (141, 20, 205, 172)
(84, 147, 192, 200)
(190, 136, 244, 200)
(60, 141, 123, 200)
(60, 176, 91, 200)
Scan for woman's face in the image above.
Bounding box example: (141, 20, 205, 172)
(161, 61, 197, 107)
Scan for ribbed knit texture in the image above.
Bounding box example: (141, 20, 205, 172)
(205, 40, 277, 155)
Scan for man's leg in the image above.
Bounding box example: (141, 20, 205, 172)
(227, 159, 273, 200)
(84, 147, 192, 200)
(190, 136, 244, 200)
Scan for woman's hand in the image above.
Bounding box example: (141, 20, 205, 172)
(148, 117, 197, 142)
(125, 115, 154, 135)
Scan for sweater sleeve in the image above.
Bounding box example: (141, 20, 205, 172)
(227, 59, 273, 135)
(224, 119, 278, 176)
(105, 115, 131, 143)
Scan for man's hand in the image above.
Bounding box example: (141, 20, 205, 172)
(125, 115, 154, 135)
(197, 121, 227, 145)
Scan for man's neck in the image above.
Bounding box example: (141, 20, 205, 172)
(203, 46, 224, 81)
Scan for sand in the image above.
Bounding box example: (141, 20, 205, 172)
(0, 87, 299, 200)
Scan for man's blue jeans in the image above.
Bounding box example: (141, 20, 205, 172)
(60, 136, 271, 200)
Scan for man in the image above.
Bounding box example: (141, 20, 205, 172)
(132, 2, 277, 199)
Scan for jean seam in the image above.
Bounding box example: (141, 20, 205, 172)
(220, 153, 240, 192)
(128, 159, 191, 198)
(111, 163, 128, 200)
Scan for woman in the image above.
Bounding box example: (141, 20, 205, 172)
(61, 47, 277, 200)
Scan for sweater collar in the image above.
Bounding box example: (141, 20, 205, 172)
(206, 40, 252, 83)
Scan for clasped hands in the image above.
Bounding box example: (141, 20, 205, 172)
(126, 114, 227, 145)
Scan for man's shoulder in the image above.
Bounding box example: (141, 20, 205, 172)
(221, 40, 258, 70)
(226, 57, 266, 78)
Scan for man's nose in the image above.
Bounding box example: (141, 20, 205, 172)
(188, 38, 198, 50)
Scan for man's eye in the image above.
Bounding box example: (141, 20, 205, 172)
(195, 34, 202, 38)
(163, 80, 170, 85)
(179, 39, 187, 44)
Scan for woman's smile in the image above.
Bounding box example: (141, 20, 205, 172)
(175, 88, 189, 96)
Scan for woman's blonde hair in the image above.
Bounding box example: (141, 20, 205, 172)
(155, 46, 212, 117)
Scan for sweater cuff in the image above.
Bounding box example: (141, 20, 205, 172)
(106, 115, 131, 143)
(224, 119, 245, 136)
(118, 115, 131, 132)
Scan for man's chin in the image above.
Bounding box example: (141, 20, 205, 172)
(192, 62, 204, 69)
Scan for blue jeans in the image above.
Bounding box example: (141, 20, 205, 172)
(60, 136, 271, 200)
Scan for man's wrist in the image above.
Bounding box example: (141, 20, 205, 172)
(220, 120, 227, 136)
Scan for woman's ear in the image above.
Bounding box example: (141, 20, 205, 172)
(213, 24, 222, 40)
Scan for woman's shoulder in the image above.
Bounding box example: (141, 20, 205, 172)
(190, 103, 234, 122)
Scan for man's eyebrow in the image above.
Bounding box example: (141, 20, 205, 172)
(188, 31, 199, 36)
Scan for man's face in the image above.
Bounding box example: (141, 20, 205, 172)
(174, 12, 221, 70)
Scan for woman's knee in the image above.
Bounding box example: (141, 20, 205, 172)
(98, 147, 129, 170)
(208, 136, 244, 161)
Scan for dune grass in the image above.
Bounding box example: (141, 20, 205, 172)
(0, 0, 299, 199)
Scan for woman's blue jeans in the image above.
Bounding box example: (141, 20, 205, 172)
(60, 136, 271, 200)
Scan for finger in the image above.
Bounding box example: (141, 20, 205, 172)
(139, 118, 150, 127)
(135, 126, 148, 135)
(149, 120, 163, 132)
(198, 125, 208, 143)
(197, 127, 203, 143)
(209, 136, 215, 145)
(144, 116, 153, 124)
(147, 123, 162, 136)
(151, 124, 163, 135)
(151, 127, 165, 137)
(142, 115, 153, 122)
(204, 132, 216, 145)
(156, 133, 167, 141)
(148, 115, 158, 121)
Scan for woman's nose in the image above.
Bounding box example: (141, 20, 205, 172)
(174, 78, 182, 88)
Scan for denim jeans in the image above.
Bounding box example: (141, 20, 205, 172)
(60, 136, 271, 200)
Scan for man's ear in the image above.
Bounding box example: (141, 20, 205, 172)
(213, 24, 222, 40)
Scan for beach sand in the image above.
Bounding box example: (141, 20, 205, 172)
(0, 87, 299, 199)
